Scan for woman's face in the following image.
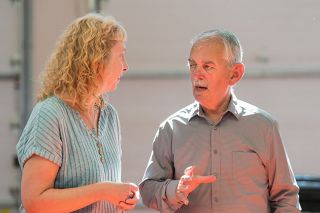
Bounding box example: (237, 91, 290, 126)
(99, 41, 128, 93)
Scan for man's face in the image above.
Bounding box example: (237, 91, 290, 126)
(188, 41, 233, 110)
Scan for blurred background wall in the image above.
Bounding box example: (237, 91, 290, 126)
(1, 0, 320, 212)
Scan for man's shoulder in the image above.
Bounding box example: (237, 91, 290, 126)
(237, 99, 276, 124)
(160, 102, 197, 127)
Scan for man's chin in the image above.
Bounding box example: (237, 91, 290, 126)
(193, 91, 206, 101)
(193, 94, 211, 107)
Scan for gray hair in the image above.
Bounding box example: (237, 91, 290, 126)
(191, 29, 243, 66)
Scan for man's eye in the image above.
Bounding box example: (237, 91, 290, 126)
(189, 64, 197, 69)
(204, 65, 214, 71)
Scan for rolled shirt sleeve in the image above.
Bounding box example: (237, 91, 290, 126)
(139, 123, 184, 212)
(16, 102, 63, 168)
(267, 121, 301, 212)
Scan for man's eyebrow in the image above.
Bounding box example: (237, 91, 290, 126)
(203, 61, 215, 65)
(188, 59, 216, 65)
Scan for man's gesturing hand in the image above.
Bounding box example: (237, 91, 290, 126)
(176, 166, 216, 205)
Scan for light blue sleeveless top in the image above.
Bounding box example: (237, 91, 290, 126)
(16, 95, 123, 212)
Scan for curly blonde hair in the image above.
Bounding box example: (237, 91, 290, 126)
(37, 13, 127, 111)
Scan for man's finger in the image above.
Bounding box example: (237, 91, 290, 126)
(180, 175, 192, 183)
(177, 183, 190, 192)
(183, 175, 216, 184)
(177, 190, 189, 205)
(184, 166, 195, 176)
(194, 175, 216, 183)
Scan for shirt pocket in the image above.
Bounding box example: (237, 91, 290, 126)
(232, 151, 267, 187)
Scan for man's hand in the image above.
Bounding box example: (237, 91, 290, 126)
(176, 166, 216, 205)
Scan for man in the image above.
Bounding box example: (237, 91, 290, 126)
(139, 29, 301, 212)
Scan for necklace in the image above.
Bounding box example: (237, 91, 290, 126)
(93, 102, 105, 163)
(83, 97, 105, 163)
(93, 98, 105, 163)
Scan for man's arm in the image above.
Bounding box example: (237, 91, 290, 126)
(267, 121, 301, 212)
(139, 123, 216, 212)
(139, 124, 184, 212)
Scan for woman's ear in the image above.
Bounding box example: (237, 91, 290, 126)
(229, 63, 245, 86)
(92, 60, 102, 72)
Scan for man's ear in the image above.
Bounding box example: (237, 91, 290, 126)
(229, 63, 245, 86)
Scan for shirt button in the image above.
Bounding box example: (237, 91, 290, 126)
(214, 150, 218, 154)
(214, 197, 219, 202)
(213, 126, 217, 130)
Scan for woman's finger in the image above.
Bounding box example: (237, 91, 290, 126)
(124, 196, 139, 205)
(128, 182, 139, 192)
(118, 201, 136, 211)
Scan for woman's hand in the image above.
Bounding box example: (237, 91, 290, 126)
(104, 182, 139, 211)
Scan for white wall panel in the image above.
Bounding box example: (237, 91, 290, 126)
(1, 0, 320, 211)
(0, 1, 21, 73)
(102, 0, 320, 76)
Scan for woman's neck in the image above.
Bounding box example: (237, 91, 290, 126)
(58, 93, 101, 131)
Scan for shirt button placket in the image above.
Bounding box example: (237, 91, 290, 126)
(214, 197, 219, 203)
(211, 125, 220, 211)
(211, 126, 221, 212)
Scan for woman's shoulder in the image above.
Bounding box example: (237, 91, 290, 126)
(32, 96, 69, 120)
(106, 103, 117, 114)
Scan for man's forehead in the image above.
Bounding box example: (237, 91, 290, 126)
(190, 42, 225, 57)
(192, 39, 225, 51)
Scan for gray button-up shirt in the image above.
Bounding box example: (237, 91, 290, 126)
(139, 95, 300, 213)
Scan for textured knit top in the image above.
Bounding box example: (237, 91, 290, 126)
(16, 95, 123, 213)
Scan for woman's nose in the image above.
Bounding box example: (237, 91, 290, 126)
(123, 59, 129, 72)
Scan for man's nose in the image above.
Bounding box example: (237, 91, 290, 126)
(191, 69, 205, 79)
(191, 65, 207, 75)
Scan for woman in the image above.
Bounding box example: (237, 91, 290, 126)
(16, 13, 139, 212)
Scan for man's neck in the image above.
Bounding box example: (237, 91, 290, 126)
(201, 95, 231, 124)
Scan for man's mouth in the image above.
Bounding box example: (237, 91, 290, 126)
(195, 85, 207, 90)
(193, 81, 208, 91)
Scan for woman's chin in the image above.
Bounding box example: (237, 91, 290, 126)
(106, 85, 118, 93)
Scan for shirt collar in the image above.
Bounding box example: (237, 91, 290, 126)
(227, 94, 242, 120)
(188, 93, 243, 122)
